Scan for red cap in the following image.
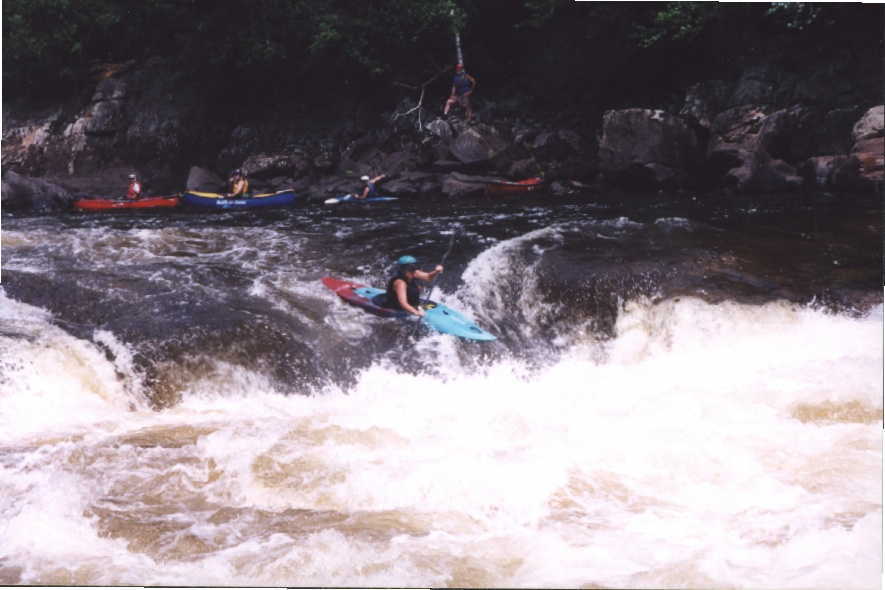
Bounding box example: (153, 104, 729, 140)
(455, 63, 464, 70)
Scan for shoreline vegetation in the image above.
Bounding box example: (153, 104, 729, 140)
(2, 2, 882, 210)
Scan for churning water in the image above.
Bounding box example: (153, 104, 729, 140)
(1, 191, 881, 587)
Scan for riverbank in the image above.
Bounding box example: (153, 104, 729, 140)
(2, 52, 882, 213)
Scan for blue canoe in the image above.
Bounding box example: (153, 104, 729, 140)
(324, 194, 399, 205)
(322, 277, 496, 341)
(181, 189, 300, 210)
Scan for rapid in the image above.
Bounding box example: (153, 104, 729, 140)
(0, 191, 881, 588)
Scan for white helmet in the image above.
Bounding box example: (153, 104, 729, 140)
(360, 175, 370, 182)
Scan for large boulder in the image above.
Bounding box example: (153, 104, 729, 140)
(441, 173, 488, 197)
(383, 171, 440, 197)
(831, 106, 884, 191)
(240, 151, 312, 179)
(450, 123, 510, 164)
(707, 105, 804, 192)
(185, 166, 225, 192)
(726, 65, 782, 108)
(1, 170, 74, 212)
(598, 108, 701, 189)
(851, 105, 884, 142)
(809, 107, 866, 156)
(424, 118, 454, 141)
(680, 80, 731, 129)
(755, 105, 820, 163)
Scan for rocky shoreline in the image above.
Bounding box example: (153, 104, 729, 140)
(2, 59, 882, 212)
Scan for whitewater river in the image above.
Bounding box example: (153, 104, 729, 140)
(0, 190, 881, 588)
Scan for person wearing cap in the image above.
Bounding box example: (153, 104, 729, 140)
(443, 63, 476, 122)
(385, 255, 443, 317)
(355, 173, 386, 200)
(125, 173, 142, 200)
(226, 169, 249, 198)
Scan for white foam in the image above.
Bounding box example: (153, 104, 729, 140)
(0, 290, 880, 587)
(0, 291, 146, 442)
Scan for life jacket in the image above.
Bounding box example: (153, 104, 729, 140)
(126, 182, 141, 199)
(386, 274, 421, 310)
(453, 72, 473, 95)
(366, 181, 378, 197)
(230, 178, 249, 196)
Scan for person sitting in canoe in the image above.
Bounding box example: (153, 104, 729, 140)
(443, 63, 476, 122)
(386, 255, 443, 317)
(125, 173, 142, 200)
(226, 169, 250, 198)
(355, 173, 386, 200)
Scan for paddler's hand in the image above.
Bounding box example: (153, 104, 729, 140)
(415, 308, 426, 317)
(434, 265, 443, 273)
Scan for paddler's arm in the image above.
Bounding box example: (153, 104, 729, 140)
(465, 74, 476, 96)
(395, 279, 425, 317)
(414, 265, 443, 282)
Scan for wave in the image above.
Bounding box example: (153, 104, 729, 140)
(0, 291, 880, 586)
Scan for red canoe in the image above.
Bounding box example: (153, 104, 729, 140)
(73, 196, 180, 211)
(484, 177, 544, 196)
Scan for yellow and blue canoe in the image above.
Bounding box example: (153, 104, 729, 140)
(181, 189, 300, 210)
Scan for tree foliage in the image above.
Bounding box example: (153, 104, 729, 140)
(2, 0, 880, 107)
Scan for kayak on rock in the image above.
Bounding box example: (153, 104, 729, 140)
(180, 189, 300, 209)
(73, 196, 180, 211)
(321, 276, 496, 341)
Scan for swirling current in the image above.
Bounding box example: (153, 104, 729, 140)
(0, 190, 881, 588)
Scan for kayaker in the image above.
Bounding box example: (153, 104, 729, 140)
(125, 174, 142, 200)
(226, 169, 249, 198)
(355, 173, 386, 200)
(443, 64, 476, 122)
(386, 255, 443, 317)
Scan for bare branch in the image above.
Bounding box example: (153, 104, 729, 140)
(392, 66, 453, 130)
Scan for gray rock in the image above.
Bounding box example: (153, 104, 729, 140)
(530, 129, 584, 161)
(241, 152, 311, 179)
(384, 171, 438, 197)
(441, 173, 487, 197)
(680, 80, 732, 129)
(798, 156, 849, 187)
(727, 64, 782, 108)
(450, 124, 509, 164)
(508, 158, 539, 178)
(425, 118, 454, 141)
(186, 166, 225, 192)
(851, 105, 884, 142)
(812, 108, 866, 155)
(1, 170, 74, 212)
(847, 136, 884, 187)
(707, 105, 811, 192)
(598, 108, 700, 189)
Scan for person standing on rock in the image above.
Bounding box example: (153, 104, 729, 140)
(226, 169, 249, 198)
(125, 173, 142, 200)
(443, 64, 476, 122)
(356, 173, 386, 200)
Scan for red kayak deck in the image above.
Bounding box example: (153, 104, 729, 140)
(484, 177, 544, 196)
(73, 196, 180, 211)
(321, 277, 405, 318)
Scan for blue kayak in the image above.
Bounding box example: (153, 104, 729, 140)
(322, 277, 496, 341)
(324, 194, 399, 205)
(181, 189, 300, 209)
